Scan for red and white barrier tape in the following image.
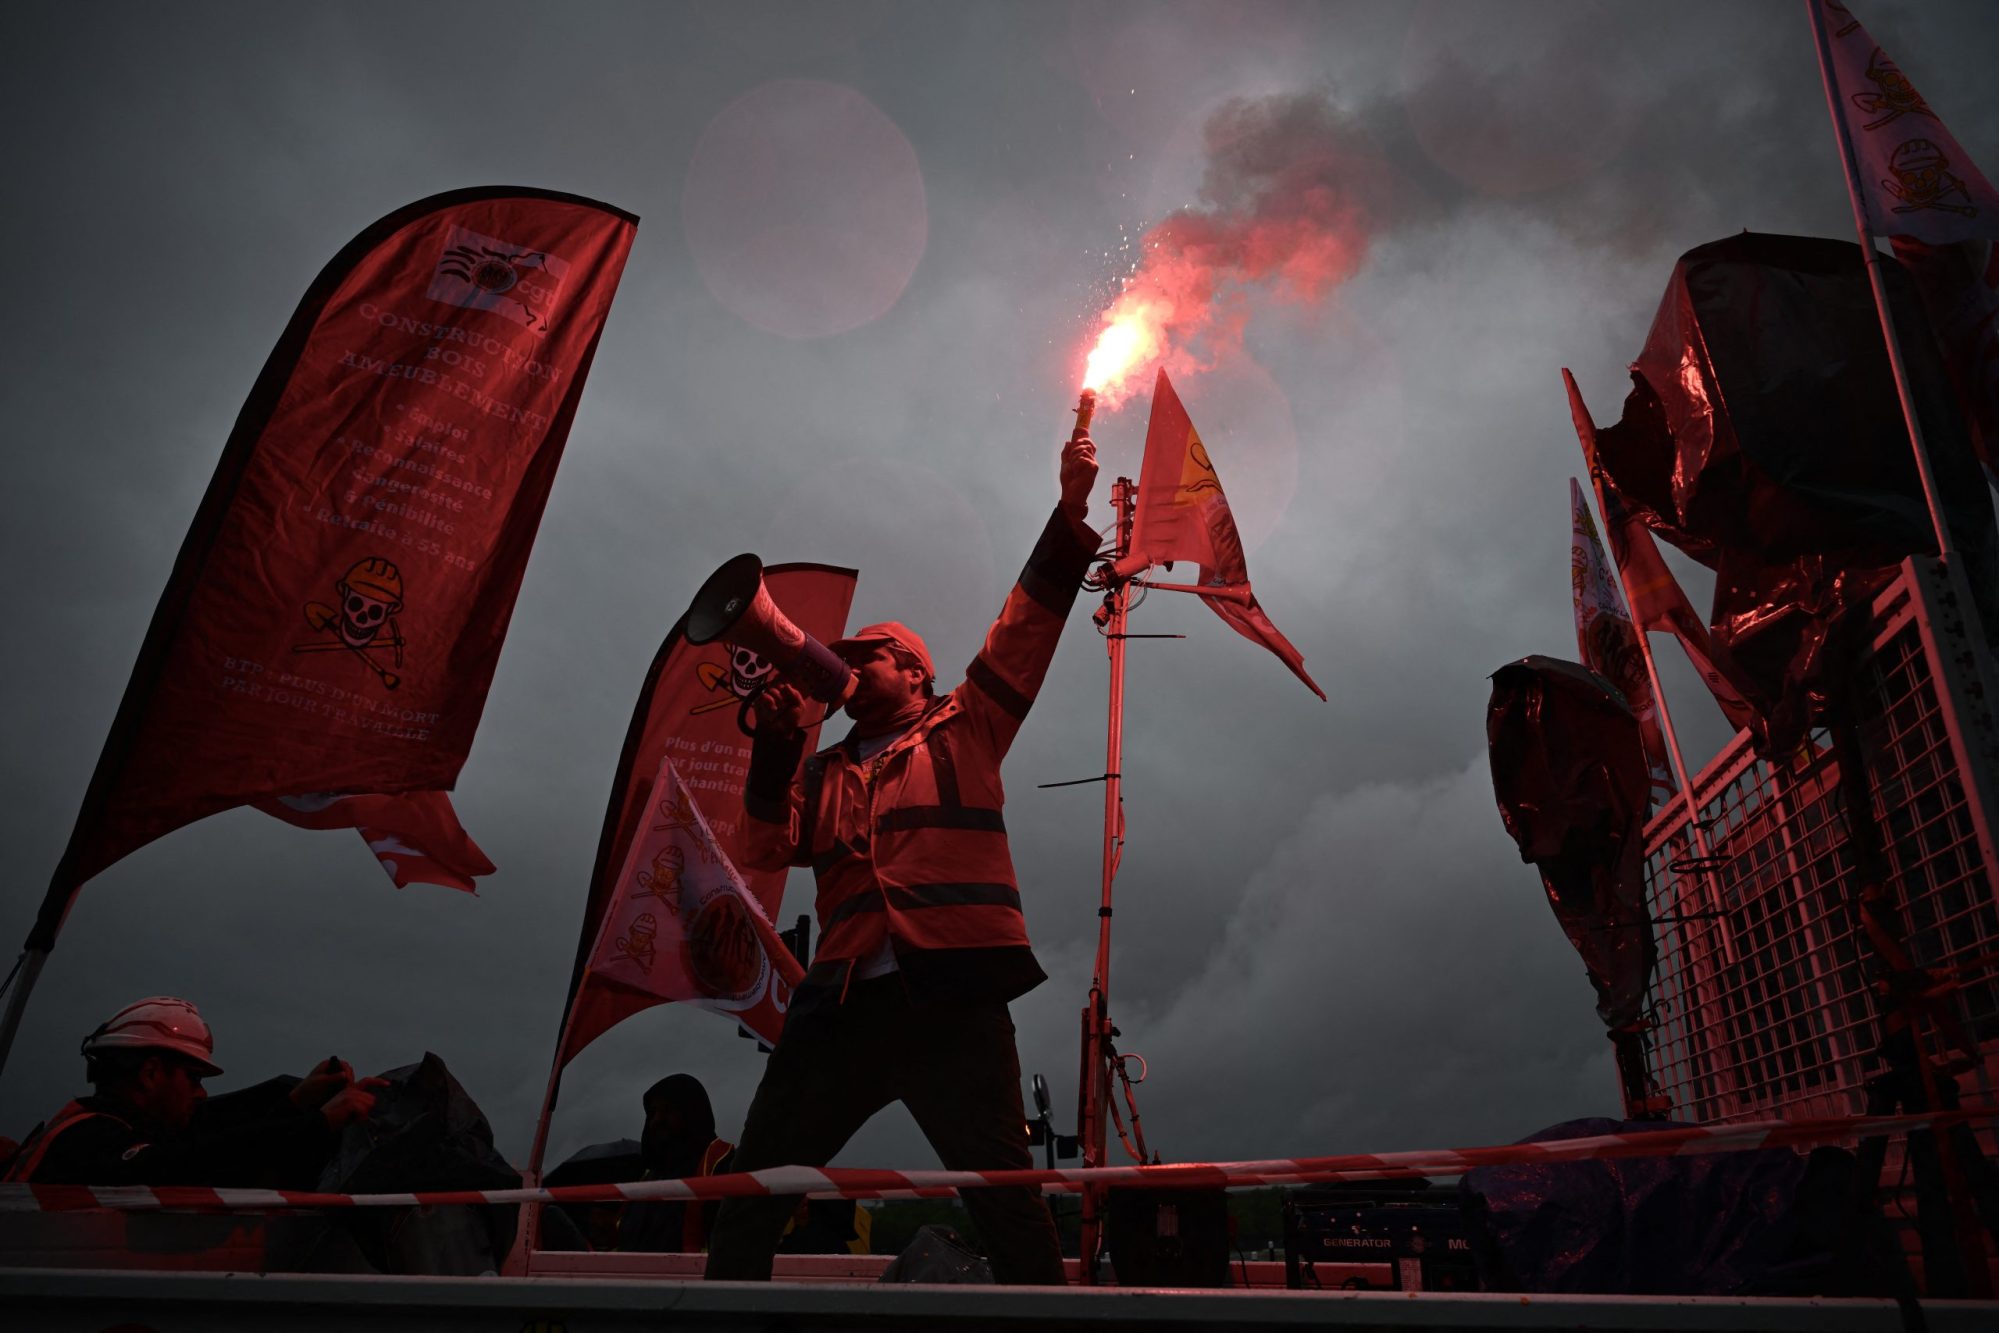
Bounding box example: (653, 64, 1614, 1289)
(3, 1104, 1991, 1214)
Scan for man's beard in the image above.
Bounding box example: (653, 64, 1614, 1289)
(848, 690, 927, 735)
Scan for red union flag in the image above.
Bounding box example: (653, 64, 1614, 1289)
(1563, 370, 1756, 736)
(1814, 2, 1999, 248)
(1110, 369, 1325, 699)
(574, 760, 803, 1050)
(31, 188, 637, 948)
(557, 564, 856, 1063)
(1571, 479, 1672, 797)
(1814, 5, 1999, 488)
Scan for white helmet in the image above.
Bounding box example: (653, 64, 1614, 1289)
(80, 997, 223, 1077)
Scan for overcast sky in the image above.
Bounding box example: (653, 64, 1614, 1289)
(5, 0, 1997, 1177)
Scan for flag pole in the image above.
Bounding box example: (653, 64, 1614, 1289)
(1077, 471, 1132, 1283)
(1807, 0, 1955, 561)
(501, 1063, 562, 1273)
(504, 909, 616, 1273)
(1, 867, 81, 1083)
(1808, 10, 1996, 1292)
(1563, 371, 1738, 958)
(1607, 587, 1694, 1116)
(0, 947, 50, 1084)
(1574, 468, 1723, 1112)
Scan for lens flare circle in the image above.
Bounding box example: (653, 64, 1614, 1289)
(1174, 356, 1298, 557)
(683, 80, 928, 339)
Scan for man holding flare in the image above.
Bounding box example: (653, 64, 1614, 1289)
(703, 430, 1099, 1285)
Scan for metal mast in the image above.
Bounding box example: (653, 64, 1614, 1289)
(1076, 473, 1134, 1281)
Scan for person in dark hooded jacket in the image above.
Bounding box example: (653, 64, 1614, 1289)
(616, 1074, 735, 1252)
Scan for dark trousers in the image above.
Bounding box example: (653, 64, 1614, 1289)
(705, 976, 1065, 1285)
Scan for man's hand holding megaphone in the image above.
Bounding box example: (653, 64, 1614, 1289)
(748, 679, 810, 738)
(692, 433, 1096, 741)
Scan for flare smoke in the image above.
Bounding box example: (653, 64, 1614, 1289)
(1085, 92, 1397, 406)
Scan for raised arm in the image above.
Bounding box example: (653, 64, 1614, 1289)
(959, 435, 1101, 757)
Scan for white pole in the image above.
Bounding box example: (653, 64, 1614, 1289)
(1585, 479, 1735, 1117)
(505, 881, 625, 1274)
(1620, 549, 1710, 853)
(1563, 370, 1737, 982)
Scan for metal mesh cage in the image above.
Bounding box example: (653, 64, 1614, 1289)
(1636, 560, 1999, 1125)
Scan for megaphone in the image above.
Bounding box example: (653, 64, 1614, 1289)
(685, 555, 856, 725)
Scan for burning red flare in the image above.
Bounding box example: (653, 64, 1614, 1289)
(1082, 300, 1168, 406)
(1075, 91, 1396, 410)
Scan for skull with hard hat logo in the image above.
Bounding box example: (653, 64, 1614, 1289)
(297, 555, 409, 689)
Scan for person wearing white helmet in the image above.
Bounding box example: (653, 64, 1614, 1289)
(2, 996, 382, 1185)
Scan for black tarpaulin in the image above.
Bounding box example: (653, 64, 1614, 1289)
(1590, 232, 1999, 751)
(316, 1052, 519, 1274)
(1486, 657, 1654, 1030)
(1460, 1119, 1900, 1295)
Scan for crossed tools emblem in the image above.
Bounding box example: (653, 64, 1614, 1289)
(295, 556, 407, 689)
(692, 643, 775, 715)
(653, 786, 716, 864)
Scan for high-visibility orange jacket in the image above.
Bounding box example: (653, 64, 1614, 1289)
(742, 508, 1098, 1006)
(616, 1135, 734, 1253)
(1, 1100, 120, 1183)
(4, 1091, 332, 1185)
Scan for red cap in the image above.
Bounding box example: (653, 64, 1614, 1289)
(828, 621, 934, 681)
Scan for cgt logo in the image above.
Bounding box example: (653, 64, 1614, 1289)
(428, 224, 569, 334)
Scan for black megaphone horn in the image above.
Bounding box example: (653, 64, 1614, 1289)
(685, 555, 856, 730)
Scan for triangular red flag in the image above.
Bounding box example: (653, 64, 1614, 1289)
(1571, 479, 1674, 798)
(1816, 2, 1999, 489)
(1112, 369, 1325, 699)
(1564, 370, 1757, 736)
(570, 758, 804, 1050)
(1814, 1, 1999, 248)
(557, 563, 856, 1065)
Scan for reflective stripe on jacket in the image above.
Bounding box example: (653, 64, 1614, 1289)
(687, 1136, 733, 1251)
(617, 1135, 735, 1253)
(1, 1100, 123, 1183)
(743, 508, 1098, 1004)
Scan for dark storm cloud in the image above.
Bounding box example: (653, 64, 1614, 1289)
(1086, 88, 1416, 399)
(3, 0, 1995, 1181)
(1129, 759, 1617, 1156)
